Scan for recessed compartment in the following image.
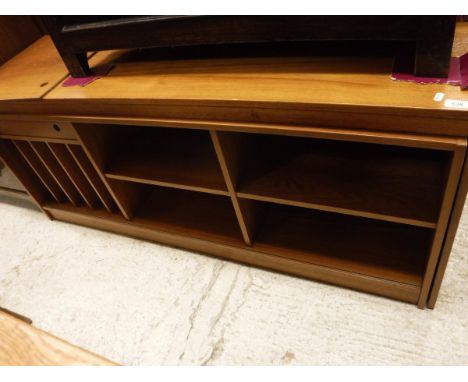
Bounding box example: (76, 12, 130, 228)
(250, 200, 432, 286)
(129, 185, 244, 245)
(95, 124, 228, 195)
(229, 133, 449, 228)
(0, 138, 116, 213)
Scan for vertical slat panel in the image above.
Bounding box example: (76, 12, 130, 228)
(73, 123, 136, 219)
(29, 141, 82, 206)
(13, 140, 64, 203)
(47, 143, 99, 209)
(67, 144, 116, 212)
(0, 139, 49, 210)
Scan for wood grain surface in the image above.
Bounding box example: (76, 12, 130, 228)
(0, 36, 68, 101)
(0, 311, 116, 365)
(44, 23, 468, 117)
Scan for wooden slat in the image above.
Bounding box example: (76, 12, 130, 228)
(47, 143, 99, 209)
(29, 141, 82, 206)
(67, 145, 116, 212)
(12, 140, 64, 203)
(0, 140, 49, 211)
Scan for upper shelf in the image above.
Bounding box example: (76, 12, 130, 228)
(236, 134, 448, 228)
(104, 125, 228, 195)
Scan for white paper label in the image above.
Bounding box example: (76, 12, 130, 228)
(444, 99, 468, 109)
(433, 92, 445, 102)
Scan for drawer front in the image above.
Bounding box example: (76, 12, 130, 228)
(0, 120, 77, 141)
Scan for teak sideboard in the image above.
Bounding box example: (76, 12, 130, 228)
(1, 26, 468, 309)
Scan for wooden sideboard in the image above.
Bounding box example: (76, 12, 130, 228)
(1, 24, 468, 309)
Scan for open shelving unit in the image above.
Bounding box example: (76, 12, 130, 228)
(235, 134, 447, 228)
(0, 119, 465, 308)
(103, 125, 228, 195)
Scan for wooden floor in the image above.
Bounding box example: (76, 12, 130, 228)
(0, 311, 116, 365)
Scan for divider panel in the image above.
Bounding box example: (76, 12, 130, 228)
(210, 130, 260, 245)
(13, 140, 64, 203)
(0, 139, 50, 210)
(47, 143, 99, 209)
(67, 144, 116, 213)
(29, 141, 82, 206)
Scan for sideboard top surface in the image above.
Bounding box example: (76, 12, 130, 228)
(0, 36, 68, 101)
(1, 24, 468, 130)
(45, 22, 468, 114)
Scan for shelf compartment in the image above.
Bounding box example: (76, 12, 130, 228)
(235, 134, 448, 228)
(47, 142, 100, 209)
(12, 140, 65, 203)
(103, 125, 228, 195)
(129, 184, 243, 245)
(67, 144, 117, 213)
(29, 141, 83, 206)
(0, 139, 53, 207)
(252, 201, 432, 286)
(0, 137, 120, 215)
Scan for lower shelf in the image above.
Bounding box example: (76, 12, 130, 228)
(252, 203, 431, 286)
(132, 186, 244, 246)
(43, 197, 426, 304)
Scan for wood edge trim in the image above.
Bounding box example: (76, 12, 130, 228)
(237, 192, 438, 229)
(0, 134, 78, 144)
(417, 144, 467, 308)
(105, 172, 229, 197)
(0, 113, 463, 150)
(427, 149, 468, 308)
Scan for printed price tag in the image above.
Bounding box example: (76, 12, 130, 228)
(444, 99, 468, 109)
